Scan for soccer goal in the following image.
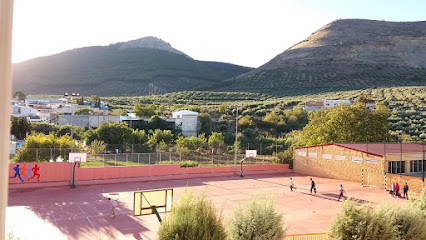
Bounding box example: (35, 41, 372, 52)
(361, 169, 387, 190)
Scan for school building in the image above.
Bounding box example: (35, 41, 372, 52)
(293, 143, 426, 193)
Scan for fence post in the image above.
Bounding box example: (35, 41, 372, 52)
(103, 154, 105, 167)
(179, 153, 181, 162)
(169, 152, 171, 161)
(138, 153, 140, 164)
(50, 148, 53, 161)
(36, 149, 39, 162)
(115, 153, 117, 166)
(126, 153, 128, 164)
(260, 143, 262, 155)
(149, 153, 151, 165)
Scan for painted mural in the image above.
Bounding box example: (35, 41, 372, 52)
(10, 164, 41, 182)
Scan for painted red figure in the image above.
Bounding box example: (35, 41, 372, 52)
(27, 164, 41, 181)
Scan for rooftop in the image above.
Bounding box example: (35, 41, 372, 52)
(296, 143, 426, 157)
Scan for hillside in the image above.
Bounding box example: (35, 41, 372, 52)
(13, 37, 252, 96)
(206, 19, 426, 96)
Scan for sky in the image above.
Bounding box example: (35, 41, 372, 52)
(12, 0, 426, 67)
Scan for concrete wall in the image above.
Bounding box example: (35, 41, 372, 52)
(181, 115, 198, 137)
(8, 162, 290, 189)
(294, 144, 384, 183)
(387, 173, 426, 194)
(58, 115, 120, 128)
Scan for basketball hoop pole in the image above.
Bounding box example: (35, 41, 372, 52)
(240, 158, 246, 178)
(71, 162, 78, 188)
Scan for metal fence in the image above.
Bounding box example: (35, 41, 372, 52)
(10, 148, 281, 167)
(284, 233, 329, 240)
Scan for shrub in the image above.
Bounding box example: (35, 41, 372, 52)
(409, 188, 426, 218)
(180, 160, 199, 168)
(328, 200, 393, 240)
(89, 140, 107, 154)
(276, 149, 293, 166)
(229, 196, 284, 240)
(156, 160, 177, 165)
(376, 203, 426, 240)
(157, 190, 226, 240)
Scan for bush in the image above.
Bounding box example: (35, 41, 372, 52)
(156, 160, 177, 165)
(376, 204, 426, 240)
(157, 190, 226, 240)
(328, 200, 394, 240)
(180, 160, 199, 168)
(229, 196, 284, 240)
(409, 188, 426, 217)
(276, 149, 293, 167)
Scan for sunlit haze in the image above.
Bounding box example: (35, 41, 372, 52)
(12, 0, 426, 67)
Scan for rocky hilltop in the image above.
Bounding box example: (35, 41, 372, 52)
(12, 37, 252, 96)
(207, 19, 426, 96)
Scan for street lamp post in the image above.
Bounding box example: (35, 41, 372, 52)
(234, 104, 242, 175)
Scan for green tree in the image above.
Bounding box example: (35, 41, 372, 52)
(175, 134, 207, 154)
(86, 122, 133, 151)
(263, 111, 284, 127)
(13, 133, 72, 162)
(238, 115, 255, 130)
(157, 190, 226, 240)
(299, 103, 392, 146)
(132, 129, 151, 152)
(11, 117, 31, 140)
(56, 125, 85, 140)
(148, 115, 169, 130)
(229, 196, 284, 240)
(134, 103, 157, 117)
(208, 132, 225, 150)
(74, 108, 93, 115)
(149, 129, 174, 150)
(90, 95, 101, 107)
(89, 140, 107, 154)
(12, 91, 26, 100)
(199, 113, 212, 135)
(110, 109, 127, 116)
(31, 122, 58, 135)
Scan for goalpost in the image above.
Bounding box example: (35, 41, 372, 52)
(361, 169, 387, 190)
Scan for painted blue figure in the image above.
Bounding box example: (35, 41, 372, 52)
(10, 165, 24, 182)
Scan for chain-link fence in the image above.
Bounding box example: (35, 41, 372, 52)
(9, 142, 290, 167)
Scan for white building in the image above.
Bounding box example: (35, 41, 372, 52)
(10, 100, 38, 118)
(172, 110, 199, 137)
(304, 100, 352, 112)
(58, 115, 121, 128)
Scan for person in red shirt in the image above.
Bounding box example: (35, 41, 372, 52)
(395, 182, 400, 197)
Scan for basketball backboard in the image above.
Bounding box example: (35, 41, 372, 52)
(245, 150, 257, 158)
(69, 153, 87, 163)
(133, 188, 173, 216)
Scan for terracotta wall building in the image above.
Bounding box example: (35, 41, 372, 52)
(294, 143, 426, 193)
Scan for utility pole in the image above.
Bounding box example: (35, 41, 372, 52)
(70, 126, 74, 153)
(234, 104, 242, 174)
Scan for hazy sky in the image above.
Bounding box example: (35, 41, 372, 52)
(12, 0, 426, 67)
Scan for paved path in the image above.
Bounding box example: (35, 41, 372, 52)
(6, 173, 404, 239)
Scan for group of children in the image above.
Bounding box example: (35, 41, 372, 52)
(289, 177, 346, 201)
(390, 182, 409, 199)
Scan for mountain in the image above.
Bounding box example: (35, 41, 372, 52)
(13, 37, 253, 96)
(206, 19, 426, 96)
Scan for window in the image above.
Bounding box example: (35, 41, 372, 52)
(410, 160, 425, 173)
(388, 161, 406, 174)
